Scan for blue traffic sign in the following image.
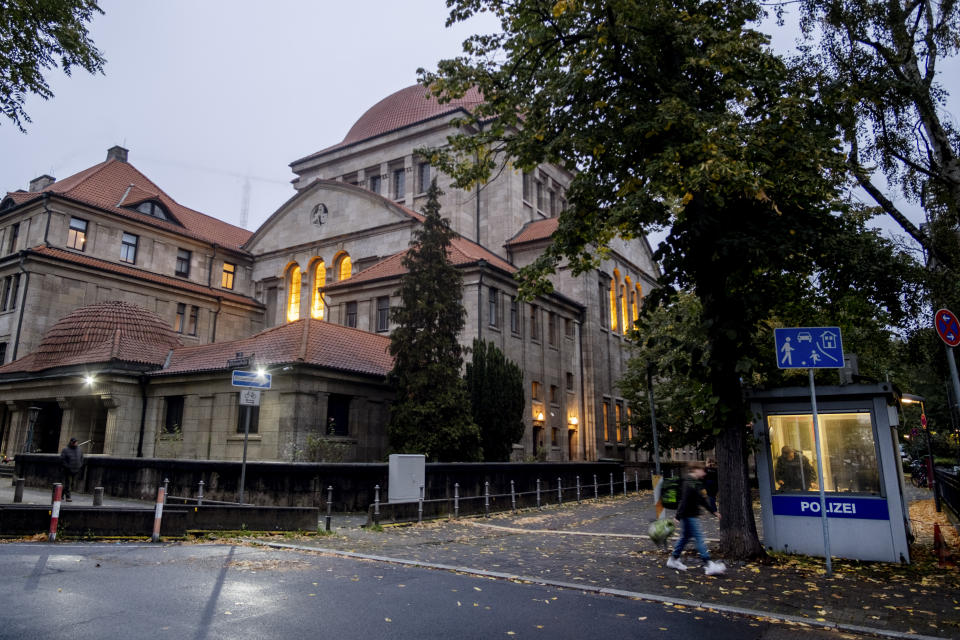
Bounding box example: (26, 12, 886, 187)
(231, 370, 271, 389)
(935, 308, 960, 347)
(774, 327, 844, 369)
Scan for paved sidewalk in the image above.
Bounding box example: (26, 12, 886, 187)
(0, 478, 153, 508)
(255, 488, 959, 640)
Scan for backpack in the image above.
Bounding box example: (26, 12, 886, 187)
(660, 476, 682, 510)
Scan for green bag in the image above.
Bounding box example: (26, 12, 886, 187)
(660, 476, 681, 510)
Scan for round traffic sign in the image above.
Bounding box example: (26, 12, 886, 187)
(935, 308, 960, 346)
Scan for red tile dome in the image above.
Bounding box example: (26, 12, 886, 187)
(32, 301, 182, 369)
(341, 84, 484, 146)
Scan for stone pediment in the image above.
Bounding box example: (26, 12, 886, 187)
(244, 180, 418, 255)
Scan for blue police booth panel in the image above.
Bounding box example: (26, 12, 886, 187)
(748, 383, 911, 563)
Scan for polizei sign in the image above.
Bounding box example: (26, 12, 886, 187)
(771, 495, 889, 520)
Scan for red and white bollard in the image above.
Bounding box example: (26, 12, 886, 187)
(49, 483, 63, 542)
(152, 486, 165, 543)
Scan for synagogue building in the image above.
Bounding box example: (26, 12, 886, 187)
(0, 84, 659, 463)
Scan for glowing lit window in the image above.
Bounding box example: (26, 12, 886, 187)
(620, 284, 628, 334)
(338, 255, 352, 281)
(287, 266, 301, 322)
(609, 278, 618, 332)
(311, 260, 326, 319)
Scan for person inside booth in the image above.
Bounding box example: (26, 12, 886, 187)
(775, 445, 817, 491)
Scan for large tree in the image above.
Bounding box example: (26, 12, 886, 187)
(1, 0, 105, 131)
(388, 181, 482, 462)
(465, 338, 526, 461)
(422, 0, 914, 558)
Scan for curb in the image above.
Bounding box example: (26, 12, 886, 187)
(247, 539, 947, 640)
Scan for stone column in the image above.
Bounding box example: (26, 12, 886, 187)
(98, 394, 120, 455)
(56, 397, 75, 451)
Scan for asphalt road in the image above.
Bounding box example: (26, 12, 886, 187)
(0, 543, 876, 639)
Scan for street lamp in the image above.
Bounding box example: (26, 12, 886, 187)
(23, 406, 41, 453)
(902, 393, 941, 511)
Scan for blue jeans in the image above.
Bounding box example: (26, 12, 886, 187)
(672, 517, 710, 563)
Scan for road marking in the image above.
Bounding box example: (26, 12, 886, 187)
(465, 520, 720, 543)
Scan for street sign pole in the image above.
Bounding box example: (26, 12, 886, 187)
(808, 369, 832, 577)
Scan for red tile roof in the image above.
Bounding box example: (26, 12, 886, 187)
(27, 246, 260, 307)
(506, 217, 558, 246)
(293, 84, 484, 163)
(156, 318, 392, 378)
(4, 157, 252, 249)
(326, 231, 517, 290)
(0, 301, 182, 374)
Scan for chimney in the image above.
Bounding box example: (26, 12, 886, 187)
(28, 174, 55, 192)
(106, 145, 128, 163)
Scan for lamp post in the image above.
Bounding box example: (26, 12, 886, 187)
(23, 406, 41, 453)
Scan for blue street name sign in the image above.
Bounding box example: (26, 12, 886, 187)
(231, 370, 271, 389)
(771, 495, 889, 520)
(774, 327, 844, 369)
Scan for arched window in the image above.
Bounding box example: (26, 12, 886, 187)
(620, 282, 628, 334)
(337, 254, 352, 281)
(608, 274, 619, 333)
(311, 260, 326, 320)
(287, 265, 302, 323)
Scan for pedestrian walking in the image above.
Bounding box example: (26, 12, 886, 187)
(60, 438, 83, 502)
(666, 460, 725, 576)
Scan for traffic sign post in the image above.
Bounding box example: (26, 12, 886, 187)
(232, 371, 271, 504)
(933, 308, 960, 513)
(773, 326, 845, 576)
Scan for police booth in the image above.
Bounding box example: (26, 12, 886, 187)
(749, 383, 912, 563)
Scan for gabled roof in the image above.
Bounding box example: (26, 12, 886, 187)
(292, 84, 484, 164)
(155, 318, 392, 378)
(506, 217, 559, 246)
(4, 156, 252, 250)
(0, 301, 182, 375)
(325, 227, 517, 291)
(23, 246, 260, 307)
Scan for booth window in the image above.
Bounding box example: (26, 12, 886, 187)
(767, 412, 881, 495)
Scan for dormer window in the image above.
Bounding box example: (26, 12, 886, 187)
(0, 197, 14, 212)
(132, 200, 170, 221)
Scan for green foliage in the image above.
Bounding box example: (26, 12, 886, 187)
(0, 0, 106, 131)
(465, 338, 525, 461)
(387, 181, 482, 461)
(303, 432, 350, 462)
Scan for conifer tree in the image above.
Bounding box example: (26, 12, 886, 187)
(387, 181, 482, 461)
(466, 338, 525, 462)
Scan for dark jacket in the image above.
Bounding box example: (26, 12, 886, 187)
(775, 453, 816, 491)
(675, 476, 715, 519)
(60, 444, 83, 473)
(703, 467, 718, 499)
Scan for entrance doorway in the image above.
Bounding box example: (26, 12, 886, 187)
(31, 401, 64, 453)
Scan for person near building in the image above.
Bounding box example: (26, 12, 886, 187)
(60, 438, 83, 501)
(774, 445, 816, 491)
(666, 461, 725, 575)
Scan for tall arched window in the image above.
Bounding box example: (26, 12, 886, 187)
(337, 254, 352, 281)
(311, 260, 326, 320)
(287, 265, 302, 323)
(620, 282, 628, 334)
(608, 273, 619, 333)
(635, 284, 643, 320)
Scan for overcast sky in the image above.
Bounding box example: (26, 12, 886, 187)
(0, 1, 950, 245)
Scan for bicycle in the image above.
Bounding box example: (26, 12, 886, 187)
(910, 461, 928, 488)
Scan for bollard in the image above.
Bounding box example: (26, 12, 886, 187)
(374, 485, 381, 525)
(635, 471, 640, 494)
(13, 477, 24, 503)
(576, 476, 581, 503)
(49, 483, 63, 542)
(593, 474, 598, 500)
(418, 485, 424, 523)
(325, 486, 333, 532)
(484, 481, 490, 517)
(454, 483, 460, 519)
(609, 473, 614, 496)
(152, 486, 165, 543)
(163, 478, 169, 504)
(536, 478, 541, 510)
(623, 472, 628, 497)
(557, 477, 562, 505)
(93, 487, 103, 507)
(197, 480, 205, 506)
(510, 480, 516, 513)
